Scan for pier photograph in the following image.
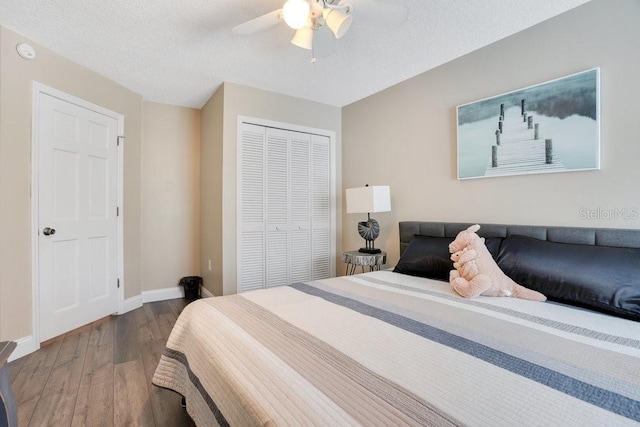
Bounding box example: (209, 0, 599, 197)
(456, 68, 600, 179)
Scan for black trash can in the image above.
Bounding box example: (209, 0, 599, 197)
(179, 276, 202, 300)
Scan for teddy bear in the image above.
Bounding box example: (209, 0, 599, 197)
(448, 224, 546, 301)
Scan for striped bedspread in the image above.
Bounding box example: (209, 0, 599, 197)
(152, 271, 640, 426)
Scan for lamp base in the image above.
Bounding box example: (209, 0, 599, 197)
(358, 248, 381, 254)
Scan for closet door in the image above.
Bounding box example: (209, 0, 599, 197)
(311, 134, 331, 279)
(265, 128, 289, 288)
(238, 121, 333, 293)
(238, 124, 266, 292)
(289, 132, 311, 283)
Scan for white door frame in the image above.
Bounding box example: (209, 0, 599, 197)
(31, 82, 125, 348)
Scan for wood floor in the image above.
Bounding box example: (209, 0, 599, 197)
(7, 299, 196, 427)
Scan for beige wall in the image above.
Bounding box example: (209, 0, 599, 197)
(342, 0, 640, 266)
(200, 82, 342, 295)
(141, 102, 200, 291)
(0, 26, 143, 342)
(200, 86, 224, 296)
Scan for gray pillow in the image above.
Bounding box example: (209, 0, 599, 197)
(497, 235, 640, 321)
(393, 236, 453, 281)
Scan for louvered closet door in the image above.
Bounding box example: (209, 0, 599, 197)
(311, 134, 331, 280)
(265, 128, 289, 288)
(289, 131, 311, 283)
(238, 123, 265, 292)
(238, 121, 332, 293)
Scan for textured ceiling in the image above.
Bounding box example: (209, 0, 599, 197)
(0, 0, 590, 108)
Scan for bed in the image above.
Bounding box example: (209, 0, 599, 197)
(153, 221, 640, 426)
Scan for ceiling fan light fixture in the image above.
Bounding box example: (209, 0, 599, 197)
(324, 8, 352, 39)
(283, 0, 311, 30)
(291, 27, 314, 50)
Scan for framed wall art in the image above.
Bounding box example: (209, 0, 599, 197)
(456, 68, 600, 180)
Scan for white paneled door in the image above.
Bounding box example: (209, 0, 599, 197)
(37, 92, 119, 342)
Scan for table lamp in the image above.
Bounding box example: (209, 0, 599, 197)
(345, 185, 391, 254)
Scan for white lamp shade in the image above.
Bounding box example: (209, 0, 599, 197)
(346, 186, 391, 214)
(283, 0, 310, 30)
(324, 8, 352, 39)
(291, 27, 313, 50)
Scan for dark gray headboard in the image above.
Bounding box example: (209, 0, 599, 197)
(399, 221, 640, 255)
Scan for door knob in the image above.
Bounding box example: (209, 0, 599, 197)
(43, 227, 56, 236)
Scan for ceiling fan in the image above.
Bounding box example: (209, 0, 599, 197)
(232, 0, 408, 62)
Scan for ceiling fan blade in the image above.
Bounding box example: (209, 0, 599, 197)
(232, 9, 283, 35)
(312, 26, 337, 60)
(348, 0, 408, 28)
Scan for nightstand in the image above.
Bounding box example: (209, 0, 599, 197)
(342, 250, 387, 275)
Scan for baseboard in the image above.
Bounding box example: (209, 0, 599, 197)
(142, 286, 184, 303)
(123, 294, 143, 313)
(8, 335, 38, 362)
(201, 286, 214, 298)
(122, 286, 187, 314)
